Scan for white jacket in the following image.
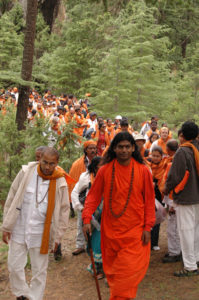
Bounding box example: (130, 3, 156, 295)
(2, 162, 69, 250)
(71, 171, 90, 211)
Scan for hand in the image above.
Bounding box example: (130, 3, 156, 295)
(141, 230, 151, 245)
(2, 231, 11, 244)
(162, 186, 168, 195)
(83, 224, 92, 241)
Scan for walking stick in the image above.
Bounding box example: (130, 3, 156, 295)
(87, 232, 102, 300)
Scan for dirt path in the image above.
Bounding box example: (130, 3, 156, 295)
(1, 218, 199, 300)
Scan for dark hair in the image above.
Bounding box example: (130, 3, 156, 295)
(120, 119, 128, 127)
(181, 121, 199, 140)
(149, 132, 159, 143)
(102, 132, 143, 165)
(178, 128, 182, 136)
(88, 157, 101, 174)
(32, 109, 37, 116)
(99, 122, 105, 130)
(152, 146, 163, 155)
(166, 139, 178, 152)
(151, 120, 157, 125)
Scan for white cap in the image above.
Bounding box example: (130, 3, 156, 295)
(134, 134, 146, 141)
(115, 115, 122, 120)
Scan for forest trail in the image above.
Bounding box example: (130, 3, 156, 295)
(0, 218, 199, 300)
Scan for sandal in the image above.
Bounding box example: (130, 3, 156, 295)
(174, 269, 199, 277)
(96, 272, 104, 280)
(72, 248, 85, 256)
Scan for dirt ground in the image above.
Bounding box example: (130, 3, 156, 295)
(0, 217, 199, 300)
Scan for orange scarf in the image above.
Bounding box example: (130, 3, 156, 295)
(180, 142, 199, 176)
(150, 158, 168, 192)
(90, 173, 95, 185)
(157, 137, 170, 154)
(37, 164, 73, 254)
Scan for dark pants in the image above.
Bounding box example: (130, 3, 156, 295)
(151, 223, 160, 248)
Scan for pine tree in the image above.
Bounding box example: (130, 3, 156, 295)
(87, 1, 174, 123)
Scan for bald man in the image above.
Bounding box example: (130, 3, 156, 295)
(2, 147, 69, 300)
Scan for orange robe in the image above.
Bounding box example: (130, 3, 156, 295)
(68, 155, 86, 202)
(73, 113, 87, 136)
(83, 158, 155, 299)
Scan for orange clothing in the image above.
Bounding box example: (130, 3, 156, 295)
(102, 145, 109, 157)
(51, 124, 61, 135)
(83, 158, 155, 299)
(92, 130, 110, 144)
(82, 103, 88, 113)
(92, 130, 110, 156)
(115, 126, 132, 135)
(145, 129, 159, 138)
(157, 137, 171, 155)
(64, 104, 69, 111)
(37, 164, 66, 254)
(64, 112, 73, 124)
(163, 162, 173, 199)
(68, 155, 87, 202)
(180, 141, 199, 176)
(140, 146, 146, 158)
(145, 140, 152, 150)
(149, 158, 168, 192)
(73, 113, 86, 136)
(107, 126, 115, 142)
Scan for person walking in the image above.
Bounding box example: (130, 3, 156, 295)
(83, 132, 155, 300)
(2, 147, 70, 300)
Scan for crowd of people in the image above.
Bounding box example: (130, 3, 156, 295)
(1, 87, 199, 300)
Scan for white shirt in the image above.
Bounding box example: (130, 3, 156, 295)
(11, 167, 49, 249)
(87, 118, 97, 130)
(71, 171, 90, 211)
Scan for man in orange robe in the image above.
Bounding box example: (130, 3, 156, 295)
(83, 132, 155, 300)
(73, 105, 87, 137)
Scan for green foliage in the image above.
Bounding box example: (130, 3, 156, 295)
(0, 0, 13, 14)
(86, 1, 174, 122)
(1, 0, 199, 127)
(0, 106, 83, 213)
(55, 121, 83, 172)
(0, 4, 24, 87)
(0, 105, 24, 201)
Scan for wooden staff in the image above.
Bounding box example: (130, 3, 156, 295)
(87, 232, 102, 300)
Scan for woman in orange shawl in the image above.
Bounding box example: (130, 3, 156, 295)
(145, 132, 159, 150)
(106, 118, 115, 142)
(92, 122, 110, 156)
(147, 146, 168, 251)
(82, 132, 155, 300)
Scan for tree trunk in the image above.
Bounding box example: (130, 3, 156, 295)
(16, 0, 38, 130)
(40, 0, 60, 32)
